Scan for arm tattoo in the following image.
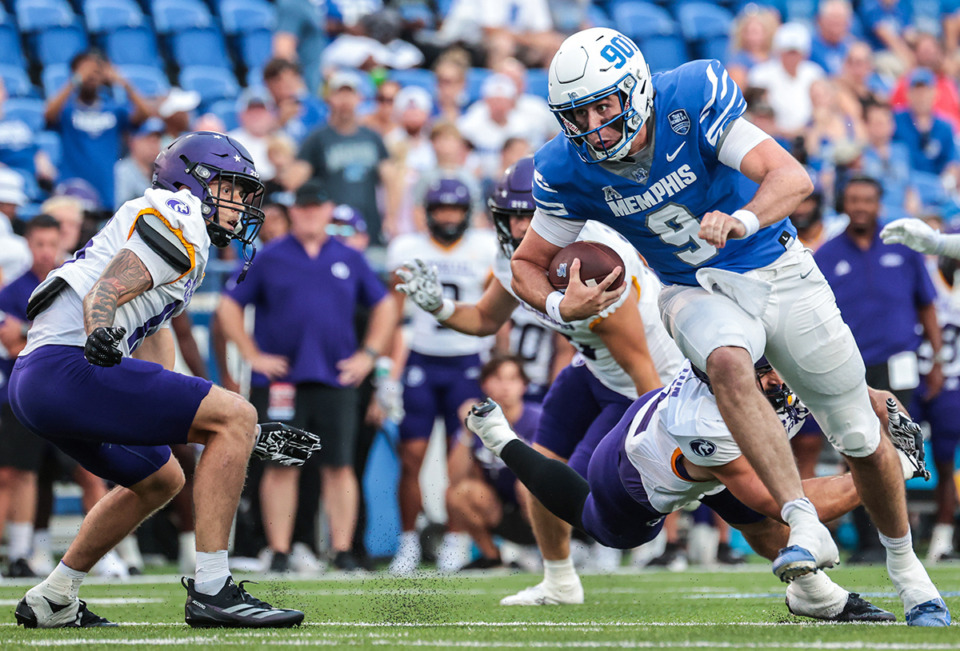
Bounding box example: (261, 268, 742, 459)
(83, 249, 154, 334)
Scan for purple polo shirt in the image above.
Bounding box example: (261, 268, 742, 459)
(225, 234, 387, 388)
(0, 270, 39, 405)
(814, 229, 936, 366)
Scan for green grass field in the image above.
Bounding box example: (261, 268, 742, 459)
(0, 563, 957, 649)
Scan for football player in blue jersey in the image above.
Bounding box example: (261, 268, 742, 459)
(509, 28, 948, 626)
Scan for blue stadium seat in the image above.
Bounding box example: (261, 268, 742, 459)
(677, 2, 733, 60)
(526, 68, 549, 98)
(104, 26, 159, 67)
(783, 0, 818, 23)
(398, 2, 435, 30)
(179, 64, 239, 105)
(0, 23, 26, 67)
(84, 0, 144, 33)
(642, 35, 690, 72)
(219, 0, 274, 34)
(14, 0, 75, 32)
(168, 27, 231, 69)
(465, 67, 491, 105)
(41, 62, 68, 96)
(151, 0, 212, 33)
(236, 28, 272, 70)
(586, 4, 613, 28)
(34, 24, 88, 66)
(117, 64, 169, 96)
(610, 1, 678, 41)
(0, 65, 35, 97)
(35, 129, 61, 169)
(4, 96, 45, 131)
(245, 65, 261, 87)
(205, 96, 237, 131)
(389, 68, 436, 95)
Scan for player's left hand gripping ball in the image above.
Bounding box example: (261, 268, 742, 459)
(253, 422, 322, 466)
(83, 326, 127, 367)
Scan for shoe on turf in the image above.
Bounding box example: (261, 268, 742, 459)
(388, 537, 421, 577)
(906, 598, 951, 627)
(268, 551, 290, 574)
(15, 587, 117, 628)
(717, 542, 745, 566)
(786, 591, 896, 622)
(500, 580, 584, 606)
(7, 558, 37, 578)
(182, 576, 304, 628)
(464, 399, 517, 456)
(332, 551, 360, 572)
(647, 543, 689, 572)
(462, 555, 503, 571)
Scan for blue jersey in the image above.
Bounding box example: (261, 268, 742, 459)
(533, 59, 796, 286)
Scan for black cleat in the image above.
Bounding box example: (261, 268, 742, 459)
(8, 558, 37, 578)
(15, 595, 117, 628)
(183, 576, 304, 628)
(332, 551, 360, 572)
(787, 592, 897, 622)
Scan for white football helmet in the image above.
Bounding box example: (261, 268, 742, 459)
(547, 28, 653, 164)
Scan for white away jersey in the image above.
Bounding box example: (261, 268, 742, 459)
(624, 362, 809, 514)
(388, 229, 498, 357)
(493, 221, 682, 398)
(24, 188, 210, 357)
(918, 258, 960, 389)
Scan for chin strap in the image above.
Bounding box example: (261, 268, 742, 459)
(236, 241, 258, 283)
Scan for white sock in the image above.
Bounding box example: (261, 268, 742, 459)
(194, 550, 230, 596)
(879, 528, 940, 611)
(781, 497, 819, 527)
(116, 535, 144, 569)
(7, 522, 33, 560)
(543, 557, 578, 586)
(38, 561, 86, 604)
(928, 523, 955, 559)
(399, 531, 419, 551)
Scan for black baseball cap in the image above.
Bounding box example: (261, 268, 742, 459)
(294, 179, 332, 206)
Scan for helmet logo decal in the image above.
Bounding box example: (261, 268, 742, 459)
(668, 110, 691, 135)
(600, 36, 637, 70)
(166, 198, 190, 215)
(689, 439, 717, 457)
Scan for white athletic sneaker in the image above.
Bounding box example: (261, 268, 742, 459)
(389, 536, 421, 577)
(290, 542, 324, 574)
(437, 533, 472, 573)
(500, 580, 584, 606)
(590, 543, 622, 573)
(91, 551, 129, 579)
(29, 549, 55, 576)
(775, 519, 839, 581)
(464, 399, 517, 456)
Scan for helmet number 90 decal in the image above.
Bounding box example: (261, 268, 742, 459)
(600, 36, 637, 70)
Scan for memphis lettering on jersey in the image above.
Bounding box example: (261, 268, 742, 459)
(605, 165, 698, 217)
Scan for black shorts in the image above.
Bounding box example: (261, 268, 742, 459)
(252, 383, 358, 468)
(0, 402, 47, 472)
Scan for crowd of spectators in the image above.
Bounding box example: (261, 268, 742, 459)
(1, 0, 960, 574)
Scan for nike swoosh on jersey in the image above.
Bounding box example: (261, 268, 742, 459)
(666, 143, 686, 162)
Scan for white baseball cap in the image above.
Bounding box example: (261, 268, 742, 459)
(774, 22, 811, 54)
(482, 73, 517, 100)
(159, 88, 201, 119)
(0, 168, 26, 206)
(394, 86, 433, 115)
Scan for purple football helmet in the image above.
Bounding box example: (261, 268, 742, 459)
(424, 177, 471, 245)
(488, 156, 535, 258)
(152, 131, 265, 250)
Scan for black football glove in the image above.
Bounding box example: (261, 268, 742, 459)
(253, 422, 322, 466)
(84, 326, 126, 367)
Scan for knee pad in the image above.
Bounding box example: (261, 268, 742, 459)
(819, 401, 881, 458)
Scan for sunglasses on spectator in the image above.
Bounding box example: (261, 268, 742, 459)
(376, 94, 395, 103)
(327, 224, 359, 237)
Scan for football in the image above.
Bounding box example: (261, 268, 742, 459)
(548, 241, 625, 291)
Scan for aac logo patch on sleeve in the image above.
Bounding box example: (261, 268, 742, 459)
(166, 198, 191, 215)
(689, 439, 717, 457)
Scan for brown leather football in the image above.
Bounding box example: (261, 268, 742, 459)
(548, 241, 625, 291)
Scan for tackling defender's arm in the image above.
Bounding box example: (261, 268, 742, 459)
(592, 283, 663, 395)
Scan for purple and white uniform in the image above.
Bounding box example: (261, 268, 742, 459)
(388, 229, 498, 441)
(8, 188, 214, 486)
(582, 362, 809, 548)
(913, 259, 960, 465)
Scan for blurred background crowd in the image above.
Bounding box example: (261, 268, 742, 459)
(1, 0, 960, 579)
